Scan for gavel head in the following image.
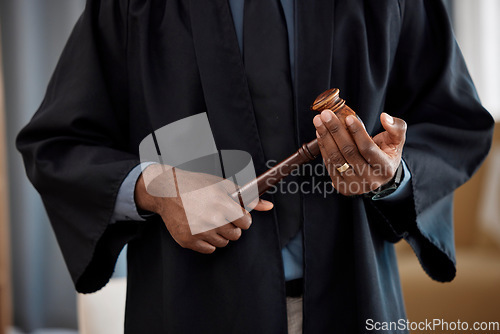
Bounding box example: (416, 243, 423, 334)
(310, 88, 357, 128)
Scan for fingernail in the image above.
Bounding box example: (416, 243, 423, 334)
(345, 115, 354, 126)
(264, 200, 274, 209)
(313, 115, 323, 127)
(321, 110, 332, 122)
(384, 113, 394, 125)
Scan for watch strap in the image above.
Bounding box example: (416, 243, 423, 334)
(367, 162, 404, 200)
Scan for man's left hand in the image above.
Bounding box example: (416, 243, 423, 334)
(313, 110, 407, 196)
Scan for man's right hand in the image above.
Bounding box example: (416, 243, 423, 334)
(134, 164, 273, 254)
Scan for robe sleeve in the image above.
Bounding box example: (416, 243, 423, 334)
(366, 0, 494, 282)
(16, 0, 141, 293)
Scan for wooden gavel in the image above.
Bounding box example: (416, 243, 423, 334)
(231, 88, 357, 203)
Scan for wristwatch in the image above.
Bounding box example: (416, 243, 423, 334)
(367, 162, 404, 200)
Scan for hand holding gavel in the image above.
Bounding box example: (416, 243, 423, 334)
(313, 100, 406, 197)
(231, 87, 407, 201)
(230, 88, 353, 202)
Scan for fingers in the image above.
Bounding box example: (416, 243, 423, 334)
(216, 223, 242, 241)
(380, 113, 407, 145)
(313, 115, 347, 177)
(253, 199, 274, 211)
(193, 224, 242, 254)
(191, 222, 243, 254)
(231, 209, 252, 230)
(193, 192, 251, 252)
(313, 109, 401, 196)
(199, 231, 230, 248)
(317, 110, 369, 171)
(194, 210, 246, 253)
(344, 115, 387, 167)
(315, 130, 342, 181)
(191, 240, 217, 254)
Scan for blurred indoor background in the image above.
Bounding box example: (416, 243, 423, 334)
(0, 1, 498, 333)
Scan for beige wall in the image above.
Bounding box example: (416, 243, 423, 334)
(454, 123, 500, 246)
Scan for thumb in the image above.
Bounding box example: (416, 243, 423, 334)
(253, 199, 274, 211)
(380, 113, 407, 145)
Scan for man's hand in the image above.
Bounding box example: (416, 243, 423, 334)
(134, 164, 273, 254)
(313, 110, 406, 196)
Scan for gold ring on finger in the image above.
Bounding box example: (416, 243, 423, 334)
(336, 162, 350, 173)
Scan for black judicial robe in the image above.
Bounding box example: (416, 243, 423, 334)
(17, 0, 494, 333)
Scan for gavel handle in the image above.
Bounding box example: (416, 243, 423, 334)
(230, 139, 320, 203)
